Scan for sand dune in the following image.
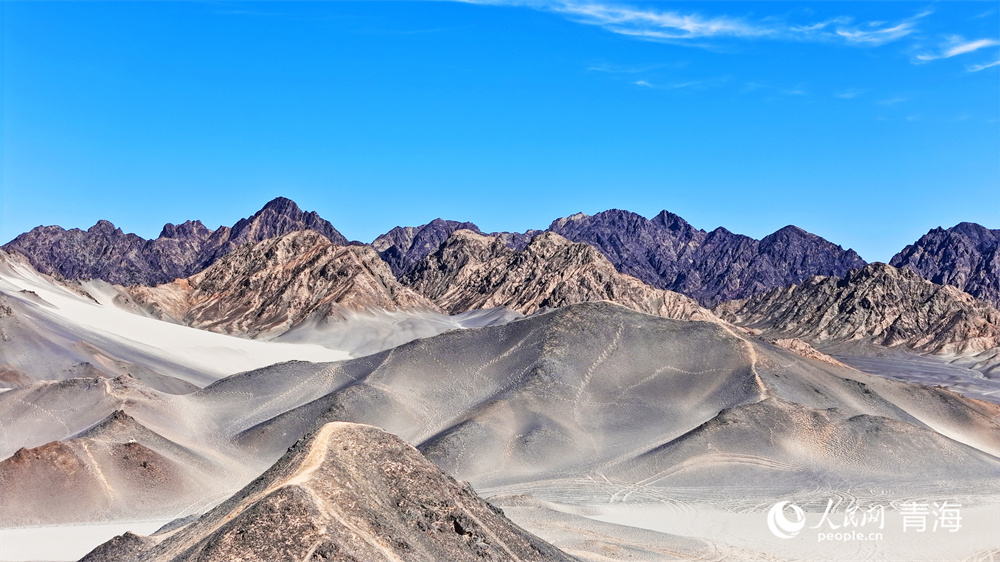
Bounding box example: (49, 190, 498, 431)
(198, 303, 1000, 496)
(1, 292, 998, 559)
(0, 249, 350, 388)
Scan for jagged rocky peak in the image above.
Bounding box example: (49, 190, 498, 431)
(82, 422, 572, 562)
(543, 209, 868, 306)
(549, 210, 590, 229)
(546, 208, 706, 291)
(227, 196, 348, 247)
(373, 218, 484, 277)
(3, 220, 150, 284)
(715, 262, 1000, 355)
(128, 230, 439, 337)
(549, 208, 650, 235)
(757, 225, 865, 271)
(651, 209, 698, 234)
(374, 217, 553, 278)
(891, 222, 999, 308)
(2, 197, 350, 286)
(88, 219, 123, 235)
(158, 220, 212, 240)
(403, 228, 716, 322)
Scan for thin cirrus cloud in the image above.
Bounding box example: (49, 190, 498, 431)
(632, 78, 722, 90)
(967, 60, 1000, 72)
(835, 89, 868, 99)
(915, 36, 1000, 62)
(462, 0, 927, 47)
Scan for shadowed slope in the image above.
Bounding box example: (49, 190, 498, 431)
(208, 303, 1000, 497)
(547, 210, 866, 306)
(891, 222, 1000, 308)
(715, 263, 1000, 355)
(403, 230, 715, 321)
(128, 230, 439, 337)
(3, 303, 998, 531)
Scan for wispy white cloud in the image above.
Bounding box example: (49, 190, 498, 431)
(835, 89, 868, 99)
(915, 36, 1000, 62)
(876, 97, 908, 107)
(539, 2, 774, 42)
(630, 77, 728, 91)
(967, 60, 1000, 72)
(463, 1, 926, 47)
(834, 22, 917, 46)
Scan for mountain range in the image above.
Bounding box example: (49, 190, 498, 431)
(3, 197, 349, 286)
(5, 197, 996, 313)
(374, 209, 868, 306)
(402, 229, 714, 322)
(715, 262, 1000, 356)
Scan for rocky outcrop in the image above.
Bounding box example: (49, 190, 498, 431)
(83, 422, 571, 562)
(891, 222, 1000, 308)
(548, 210, 867, 306)
(403, 229, 715, 321)
(0, 408, 216, 526)
(769, 338, 851, 368)
(128, 230, 438, 337)
(373, 219, 485, 277)
(715, 263, 1000, 355)
(373, 219, 543, 277)
(79, 532, 155, 562)
(3, 197, 348, 286)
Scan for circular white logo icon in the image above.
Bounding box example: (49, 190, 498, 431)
(767, 501, 806, 539)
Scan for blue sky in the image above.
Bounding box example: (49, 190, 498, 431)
(2, 1, 997, 262)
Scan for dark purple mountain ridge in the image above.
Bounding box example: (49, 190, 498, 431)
(890, 222, 1000, 308)
(3, 197, 348, 286)
(6, 197, 995, 310)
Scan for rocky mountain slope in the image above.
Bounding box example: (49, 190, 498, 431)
(375, 209, 867, 306)
(402, 229, 715, 321)
(3, 197, 348, 286)
(891, 222, 1000, 308)
(374, 218, 485, 277)
(373, 218, 542, 277)
(83, 422, 571, 562)
(0, 247, 349, 390)
(128, 230, 438, 337)
(547, 209, 867, 306)
(715, 262, 1000, 355)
